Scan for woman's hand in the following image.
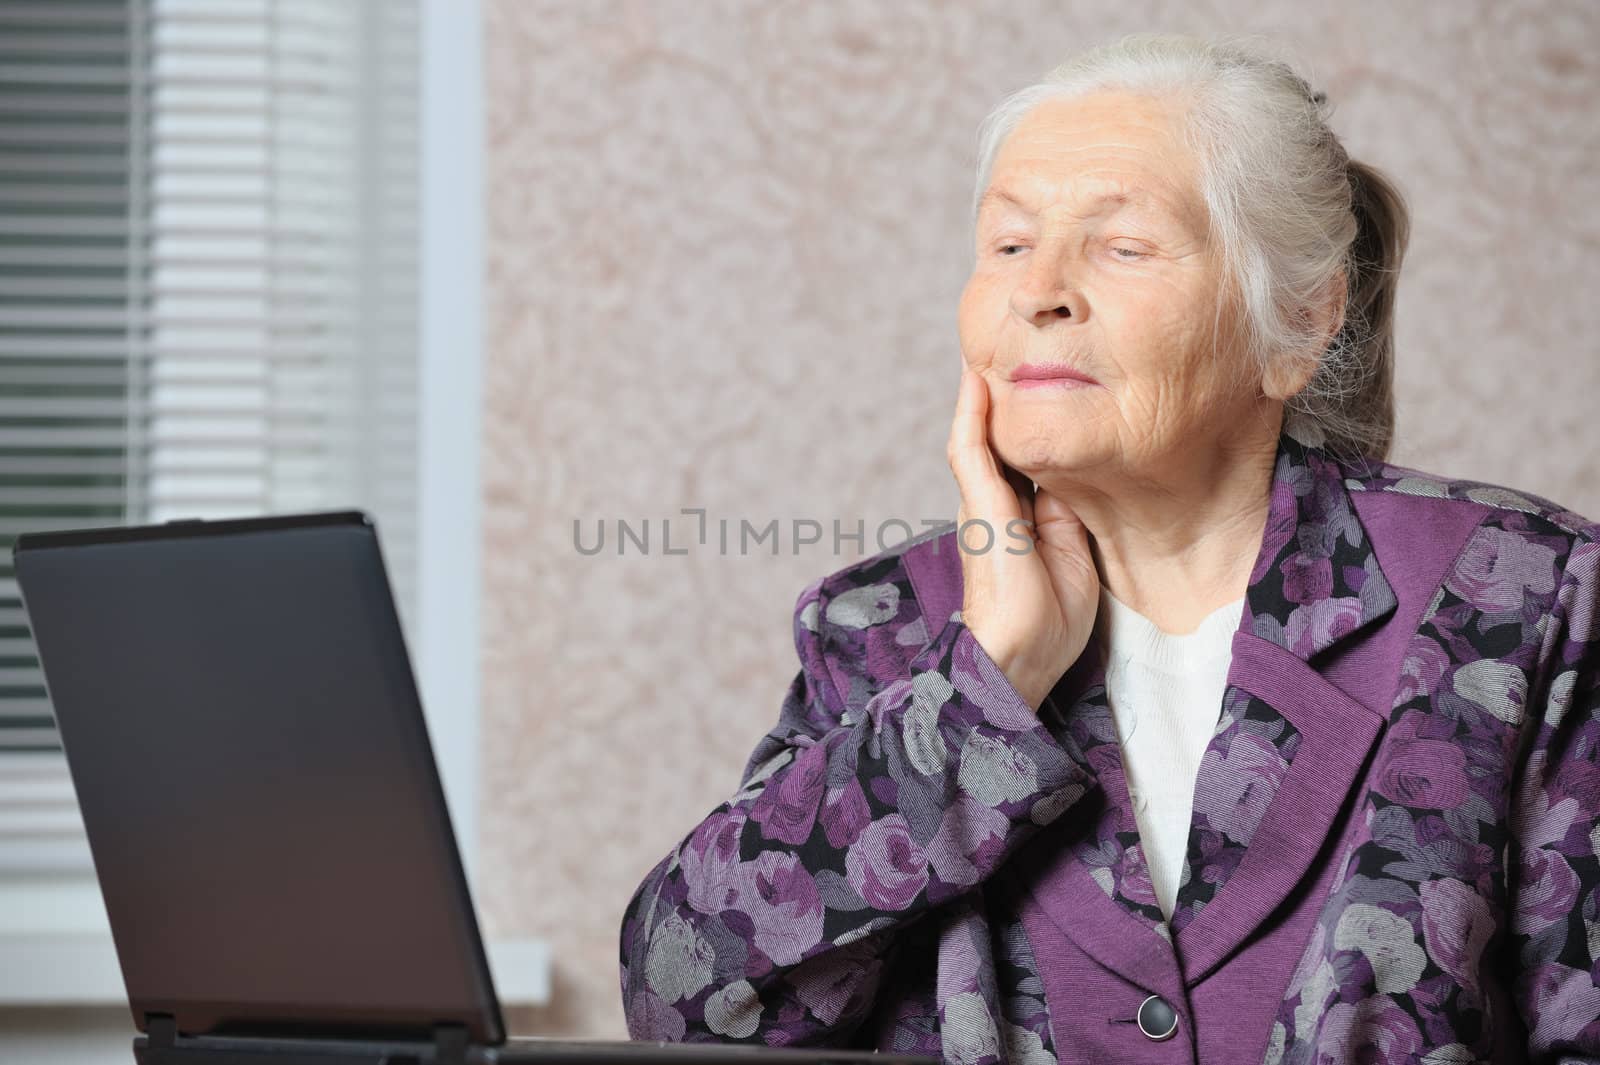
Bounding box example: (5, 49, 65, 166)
(946, 368, 1101, 712)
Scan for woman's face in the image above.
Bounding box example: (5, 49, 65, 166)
(958, 91, 1264, 480)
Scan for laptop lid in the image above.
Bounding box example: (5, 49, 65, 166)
(14, 511, 505, 1044)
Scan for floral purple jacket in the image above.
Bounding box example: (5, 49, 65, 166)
(618, 425, 1600, 1064)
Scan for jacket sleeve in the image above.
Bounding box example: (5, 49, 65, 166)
(617, 573, 1093, 1048)
(1510, 531, 1600, 1062)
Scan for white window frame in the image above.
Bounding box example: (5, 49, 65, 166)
(415, 0, 483, 889)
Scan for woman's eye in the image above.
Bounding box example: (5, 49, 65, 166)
(994, 243, 1144, 259)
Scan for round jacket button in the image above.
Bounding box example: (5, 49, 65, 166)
(1137, 994, 1178, 1041)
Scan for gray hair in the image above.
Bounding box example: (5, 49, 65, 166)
(971, 32, 1409, 468)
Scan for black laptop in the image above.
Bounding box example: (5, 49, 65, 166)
(13, 511, 938, 1065)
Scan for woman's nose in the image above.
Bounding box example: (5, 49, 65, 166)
(1009, 251, 1079, 325)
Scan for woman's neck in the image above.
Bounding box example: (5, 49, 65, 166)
(1036, 435, 1276, 636)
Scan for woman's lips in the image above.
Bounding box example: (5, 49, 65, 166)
(1013, 377, 1095, 389)
(1009, 362, 1099, 389)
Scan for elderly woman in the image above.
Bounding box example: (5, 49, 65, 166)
(618, 33, 1600, 1065)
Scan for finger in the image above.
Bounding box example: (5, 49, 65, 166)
(947, 369, 988, 468)
(1000, 462, 1036, 533)
(1032, 487, 1090, 554)
(1032, 484, 1081, 528)
(947, 371, 1008, 512)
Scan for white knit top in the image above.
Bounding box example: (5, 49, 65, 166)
(1095, 583, 1246, 923)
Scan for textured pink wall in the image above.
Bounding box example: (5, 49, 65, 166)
(480, 0, 1600, 1037)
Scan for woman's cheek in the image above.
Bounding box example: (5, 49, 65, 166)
(955, 318, 999, 374)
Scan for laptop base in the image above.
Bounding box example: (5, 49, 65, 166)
(134, 1014, 941, 1065)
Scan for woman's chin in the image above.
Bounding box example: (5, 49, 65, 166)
(994, 429, 1088, 476)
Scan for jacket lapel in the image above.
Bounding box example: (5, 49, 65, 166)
(910, 424, 1402, 990)
(1166, 428, 1398, 980)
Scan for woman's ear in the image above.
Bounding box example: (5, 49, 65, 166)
(1263, 349, 1320, 401)
(1312, 268, 1350, 357)
(1266, 269, 1347, 400)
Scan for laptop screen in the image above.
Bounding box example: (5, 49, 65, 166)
(14, 512, 504, 1043)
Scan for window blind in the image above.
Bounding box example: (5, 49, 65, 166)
(0, 0, 420, 872)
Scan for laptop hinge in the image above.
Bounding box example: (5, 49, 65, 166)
(433, 1023, 468, 1065)
(142, 1014, 466, 1064)
(145, 1013, 178, 1051)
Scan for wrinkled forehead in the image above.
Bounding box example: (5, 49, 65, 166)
(976, 179, 1192, 222)
(979, 94, 1207, 229)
